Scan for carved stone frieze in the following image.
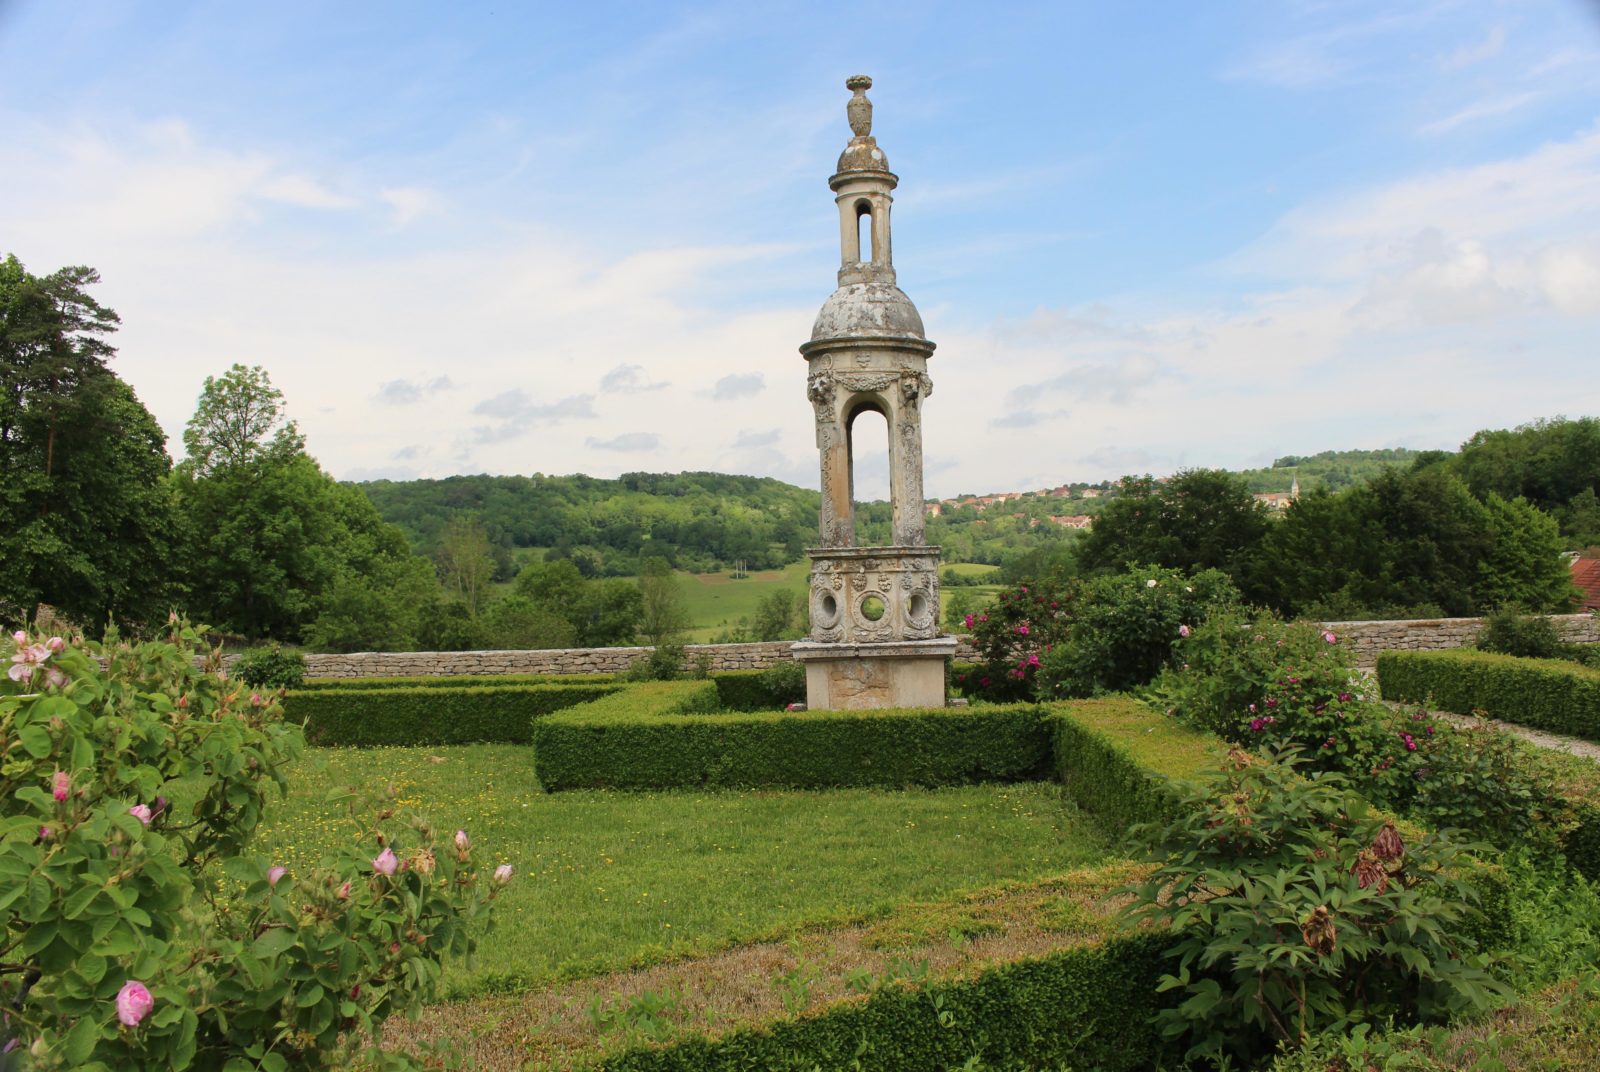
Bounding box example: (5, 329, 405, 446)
(806, 547, 941, 643)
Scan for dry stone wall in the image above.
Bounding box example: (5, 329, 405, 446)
(291, 616, 1596, 679)
(1326, 613, 1599, 668)
(299, 639, 979, 679)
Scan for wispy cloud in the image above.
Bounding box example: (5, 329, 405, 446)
(732, 428, 780, 448)
(712, 373, 765, 400)
(586, 432, 660, 451)
(1438, 25, 1506, 71)
(375, 376, 453, 405)
(379, 185, 438, 225)
(469, 391, 597, 443)
(258, 173, 357, 209)
(1418, 92, 1540, 136)
(600, 363, 669, 393)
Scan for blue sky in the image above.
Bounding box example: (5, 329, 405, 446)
(2, 1, 1598, 498)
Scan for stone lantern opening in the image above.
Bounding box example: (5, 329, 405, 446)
(790, 75, 958, 711)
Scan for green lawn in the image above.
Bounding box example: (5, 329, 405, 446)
(253, 745, 1112, 996)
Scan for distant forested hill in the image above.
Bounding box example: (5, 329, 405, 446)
(1235, 449, 1421, 493)
(358, 472, 819, 576)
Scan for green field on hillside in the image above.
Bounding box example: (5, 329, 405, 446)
(675, 561, 811, 642)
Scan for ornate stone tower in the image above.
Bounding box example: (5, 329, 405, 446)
(791, 75, 957, 710)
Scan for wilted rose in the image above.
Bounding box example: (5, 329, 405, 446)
(372, 847, 399, 876)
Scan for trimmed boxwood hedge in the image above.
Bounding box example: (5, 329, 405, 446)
(282, 683, 621, 746)
(1378, 649, 1600, 742)
(599, 932, 1171, 1072)
(1047, 697, 1223, 831)
(532, 699, 1052, 791)
(292, 672, 618, 691)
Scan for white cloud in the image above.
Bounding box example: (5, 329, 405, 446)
(1417, 92, 1540, 136)
(379, 185, 439, 225)
(1438, 25, 1506, 71)
(587, 432, 661, 451)
(599, 364, 668, 393)
(712, 373, 765, 400)
(258, 173, 358, 209)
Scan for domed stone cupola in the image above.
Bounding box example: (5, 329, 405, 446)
(792, 76, 956, 712)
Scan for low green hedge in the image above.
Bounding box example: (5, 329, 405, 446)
(282, 683, 621, 746)
(532, 699, 1051, 792)
(600, 933, 1171, 1072)
(293, 672, 617, 691)
(1378, 650, 1600, 742)
(1047, 697, 1223, 831)
(706, 667, 804, 712)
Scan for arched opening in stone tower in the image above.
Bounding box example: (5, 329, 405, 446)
(845, 403, 890, 537)
(855, 200, 873, 264)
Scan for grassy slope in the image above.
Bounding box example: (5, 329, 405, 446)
(673, 561, 810, 642)
(253, 745, 1112, 995)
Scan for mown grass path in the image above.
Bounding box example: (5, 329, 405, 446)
(255, 746, 1113, 996)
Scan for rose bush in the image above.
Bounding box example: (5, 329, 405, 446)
(951, 579, 1075, 702)
(1, 621, 506, 1070)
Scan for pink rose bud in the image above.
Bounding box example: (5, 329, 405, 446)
(116, 980, 154, 1027)
(454, 829, 470, 852)
(10, 630, 25, 645)
(268, 866, 287, 887)
(46, 636, 64, 653)
(250, 692, 263, 706)
(52, 771, 70, 802)
(337, 880, 351, 900)
(44, 667, 67, 688)
(493, 864, 513, 885)
(372, 848, 399, 876)
(128, 804, 152, 825)
(38, 826, 51, 841)
(1178, 624, 1191, 638)
(1322, 631, 1337, 644)
(389, 942, 401, 954)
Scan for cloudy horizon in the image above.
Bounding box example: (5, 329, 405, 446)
(2, 1, 1598, 500)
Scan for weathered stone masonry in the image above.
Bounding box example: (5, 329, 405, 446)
(287, 615, 1596, 679)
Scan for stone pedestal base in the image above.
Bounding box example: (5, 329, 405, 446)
(790, 637, 958, 710)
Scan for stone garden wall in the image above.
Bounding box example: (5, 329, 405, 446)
(294, 616, 1596, 678)
(1324, 613, 1599, 668)
(299, 638, 979, 678)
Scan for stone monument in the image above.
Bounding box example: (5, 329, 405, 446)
(791, 75, 958, 710)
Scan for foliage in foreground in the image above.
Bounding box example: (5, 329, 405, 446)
(1129, 748, 1507, 1066)
(1153, 612, 1577, 856)
(1, 623, 506, 1070)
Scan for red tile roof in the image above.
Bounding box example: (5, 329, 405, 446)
(1572, 557, 1600, 611)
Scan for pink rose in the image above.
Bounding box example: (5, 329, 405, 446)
(52, 771, 70, 803)
(493, 864, 513, 885)
(1177, 624, 1190, 638)
(38, 826, 51, 841)
(1322, 631, 1337, 644)
(372, 848, 399, 876)
(116, 980, 154, 1027)
(268, 866, 287, 887)
(10, 630, 25, 645)
(128, 804, 152, 826)
(46, 636, 64, 653)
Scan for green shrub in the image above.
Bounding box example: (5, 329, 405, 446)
(232, 644, 307, 689)
(294, 672, 617, 691)
(1037, 565, 1240, 700)
(1478, 606, 1568, 659)
(1129, 748, 1508, 1065)
(623, 643, 686, 682)
(958, 577, 1076, 702)
(282, 683, 621, 746)
(709, 663, 805, 712)
(533, 697, 1051, 791)
(1148, 609, 1358, 742)
(598, 934, 1172, 1072)
(1378, 649, 1600, 742)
